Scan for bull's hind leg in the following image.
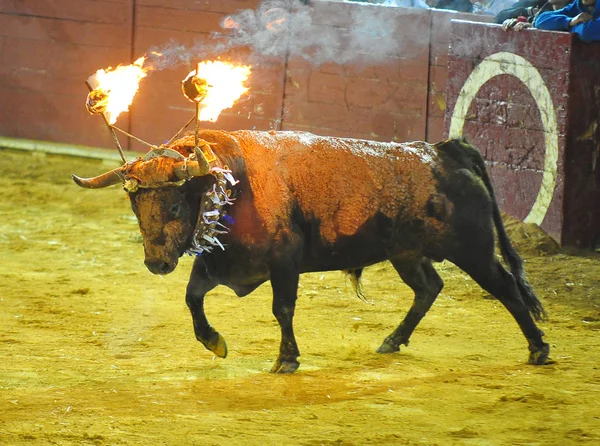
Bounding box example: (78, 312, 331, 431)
(452, 255, 549, 365)
(377, 256, 444, 354)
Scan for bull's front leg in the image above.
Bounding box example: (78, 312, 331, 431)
(185, 258, 227, 358)
(269, 259, 301, 373)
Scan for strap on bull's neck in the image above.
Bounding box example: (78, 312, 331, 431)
(185, 141, 238, 256)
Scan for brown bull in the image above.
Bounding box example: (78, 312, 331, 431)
(73, 130, 549, 373)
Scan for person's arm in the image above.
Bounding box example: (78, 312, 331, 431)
(494, 0, 543, 23)
(572, 19, 600, 42)
(534, 3, 579, 30)
(495, 6, 531, 23)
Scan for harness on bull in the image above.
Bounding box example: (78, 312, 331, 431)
(176, 140, 238, 256)
(76, 61, 240, 256)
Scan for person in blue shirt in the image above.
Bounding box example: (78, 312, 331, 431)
(498, 0, 569, 31)
(534, 0, 600, 42)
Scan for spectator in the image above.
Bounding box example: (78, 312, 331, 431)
(534, 0, 600, 42)
(434, 0, 474, 12)
(434, 0, 514, 15)
(483, 0, 522, 14)
(382, 0, 430, 8)
(499, 0, 570, 31)
(345, 0, 430, 7)
(495, 0, 545, 23)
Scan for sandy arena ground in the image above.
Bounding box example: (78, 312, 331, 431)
(1, 149, 599, 445)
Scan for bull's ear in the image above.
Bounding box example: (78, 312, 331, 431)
(72, 167, 123, 189)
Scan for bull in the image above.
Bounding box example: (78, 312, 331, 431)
(73, 130, 549, 373)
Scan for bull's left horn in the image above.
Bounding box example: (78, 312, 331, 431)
(72, 166, 123, 189)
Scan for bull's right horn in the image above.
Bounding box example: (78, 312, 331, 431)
(174, 148, 211, 180)
(72, 166, 124, 189)
(173, 160, 211, 180)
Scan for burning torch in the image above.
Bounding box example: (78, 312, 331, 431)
(178, 61, 251, 153)
(84, 57, 251, 159)
(181, 62, 210, 152)
(85, 57, 149, 162)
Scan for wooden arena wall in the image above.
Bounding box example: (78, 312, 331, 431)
(445, 20, 600, 247)
(0, 0, 134, 149)
(0, 1, 488, 149)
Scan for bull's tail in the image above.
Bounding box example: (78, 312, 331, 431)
(468, 145, 547, 322)
(344, 268, 371, 304)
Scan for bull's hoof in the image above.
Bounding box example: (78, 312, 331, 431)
(201, 332, 228, 358)
(528, 343, 550, 365)
(376, 336, 401, 354)
(270, 359, 300, 374)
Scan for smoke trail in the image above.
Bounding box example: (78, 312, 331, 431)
(145, 0, 423, 70)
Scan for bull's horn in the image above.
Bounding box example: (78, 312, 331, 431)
(174, 148, 211, 180)
(72, 166, 124, 189)
(174, 159, 211, 180)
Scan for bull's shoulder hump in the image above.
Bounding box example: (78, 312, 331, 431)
(196, 129, 240, 146)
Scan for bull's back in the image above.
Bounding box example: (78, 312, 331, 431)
(232, 130, 443, 245)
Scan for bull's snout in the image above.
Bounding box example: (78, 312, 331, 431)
(144, 258, 177, 275)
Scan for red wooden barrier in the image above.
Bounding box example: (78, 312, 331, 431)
(426, 9, 492, 142)
(444, 20, 600, 247)
(281, 2, 431, 142)
(0, 1, 490, 151)
(0, 0, 134, 149)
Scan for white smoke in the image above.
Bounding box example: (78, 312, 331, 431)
(146, 0, 426, 69)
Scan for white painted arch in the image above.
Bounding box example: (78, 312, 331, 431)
(449, 51, 559, 226)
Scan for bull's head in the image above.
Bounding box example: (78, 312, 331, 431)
(73, 143, 214, 275)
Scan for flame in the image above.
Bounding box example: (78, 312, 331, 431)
(86, 56, 148, 124)
(191, 61, 251, 122)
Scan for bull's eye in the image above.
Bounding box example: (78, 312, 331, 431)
(169, 203, 182, 219)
